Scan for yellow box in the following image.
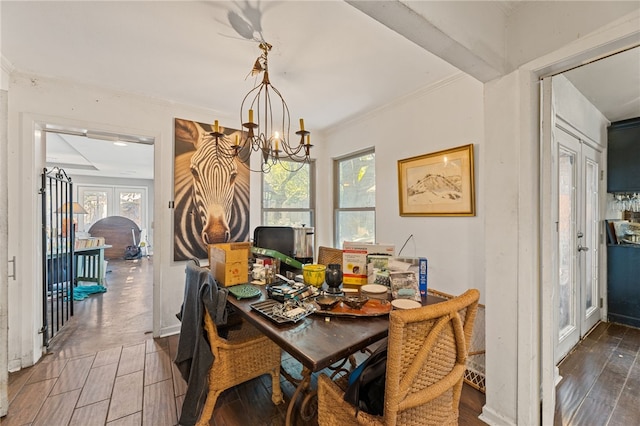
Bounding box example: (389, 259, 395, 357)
(208, 243, 250, 286)
(342, 242, 395, 285)
(343, 250, 368, 285)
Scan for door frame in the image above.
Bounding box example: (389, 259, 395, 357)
(539, 48, 617, 421)
(1, 83, 9, 416)
(7, 113, 157, 371)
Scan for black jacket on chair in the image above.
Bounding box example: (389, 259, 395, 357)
(174, 259, 228, 425)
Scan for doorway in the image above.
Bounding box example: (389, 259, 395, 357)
(43, 127, 155, 349)
(540, 44, 639, 424)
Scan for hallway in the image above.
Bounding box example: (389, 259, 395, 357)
(50, 258, 155, 357)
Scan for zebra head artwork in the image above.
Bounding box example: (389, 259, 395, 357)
(174, 118, 250, 261)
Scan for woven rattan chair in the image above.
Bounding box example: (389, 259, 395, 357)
(317, 288, 480, 426)
(317, 246, 344, 267)
(196, 301, 284, 425)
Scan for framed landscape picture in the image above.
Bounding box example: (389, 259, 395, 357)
(397, 144, 475, 216)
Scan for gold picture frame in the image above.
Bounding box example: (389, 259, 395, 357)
(397, 144, 475, 216)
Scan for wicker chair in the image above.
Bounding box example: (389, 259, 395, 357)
(317, 246, 344, 267)
(196, 298, 284, 425)
(317, 288, 480, 426)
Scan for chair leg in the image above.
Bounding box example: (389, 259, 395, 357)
(196, 389, 222, 426)
(271, 367, 284, 405)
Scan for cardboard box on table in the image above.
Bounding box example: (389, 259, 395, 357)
(342, 242, 395, 285)
(208, 242, 251, 286)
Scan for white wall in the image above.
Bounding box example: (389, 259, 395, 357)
(552, 75, 609, 144)
(482, 71, 530, 425)
(324, 74, 485, 301)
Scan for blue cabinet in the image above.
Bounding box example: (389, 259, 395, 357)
(607, 244, 640, 327)
(607, 117, 640, 192)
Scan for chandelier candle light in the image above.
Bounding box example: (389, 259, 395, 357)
(210, 41, 312, 173)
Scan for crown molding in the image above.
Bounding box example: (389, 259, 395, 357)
(1, 55, 14, 75)
(1, 55, 15, 90)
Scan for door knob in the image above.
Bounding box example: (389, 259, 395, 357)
(578, 245, 589, 252)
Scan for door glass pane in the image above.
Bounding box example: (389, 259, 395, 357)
(336, 211, 375, 248)
(584, 159, 598, 313)
(558, 148, 576, 337)
(119, 191, 142, 226)
(81, 190, 108, 231)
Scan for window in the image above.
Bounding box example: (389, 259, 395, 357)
(78, 185, 148, 232)
(262, 161, 315, 227)
(334, 149, 375, 247)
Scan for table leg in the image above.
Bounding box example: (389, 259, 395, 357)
(284, 366, 312, 426)
(327, 355, 358, 380)
(97, 249, 105, 284)
(281, 353, 363, 425)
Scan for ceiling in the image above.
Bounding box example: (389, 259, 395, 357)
(563, 46, 640, 123)
(2, 1, 639, 180)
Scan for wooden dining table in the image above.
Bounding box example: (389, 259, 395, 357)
(226, 285, 443, 425)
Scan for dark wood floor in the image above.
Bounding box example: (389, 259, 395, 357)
(2, 258, 485, 425)
(554, 321, 640, 425)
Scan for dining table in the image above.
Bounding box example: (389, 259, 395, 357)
(226, 285, 443, 425)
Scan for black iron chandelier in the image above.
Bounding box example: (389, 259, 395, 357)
(210, 41, 312, 173)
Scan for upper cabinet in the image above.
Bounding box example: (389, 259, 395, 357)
(608, 117, 640, 193)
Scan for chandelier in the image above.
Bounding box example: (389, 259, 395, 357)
(210, 41, 312, 173)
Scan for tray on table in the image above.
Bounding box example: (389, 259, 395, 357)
(313, 298, 392, 317)
(228, 284, 262, 300)
(250, 299, 315, 324)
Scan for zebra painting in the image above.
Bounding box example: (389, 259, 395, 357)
(174, 118, 250, 261)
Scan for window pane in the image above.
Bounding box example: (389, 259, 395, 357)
(82, 191, 108, 227)
(263, 211, 312, 227)
(119, 191, 142, 226)
(336, 210, 375, 248)
(263, 162, 310, 209)
(338, 153, 375, 208)
(585, 158, 598, 312)
(558, 148, 575, 335)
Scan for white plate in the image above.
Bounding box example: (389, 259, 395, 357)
(391, 299, 421, 310)
(361, 284, 388, 294)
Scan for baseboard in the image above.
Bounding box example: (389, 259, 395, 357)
(8, 358, 22, 373)
(608, 313, 640, 328)
(159, 324, 181, 338)
(479, 405, 517, 426)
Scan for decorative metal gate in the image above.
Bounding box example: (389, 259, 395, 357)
(40, 167, 75, 346)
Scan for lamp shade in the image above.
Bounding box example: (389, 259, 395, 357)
(56, 202, 88, 215)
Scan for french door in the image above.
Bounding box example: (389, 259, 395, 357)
(77, 185, 147, 233)
(556, 126, 602, 362)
